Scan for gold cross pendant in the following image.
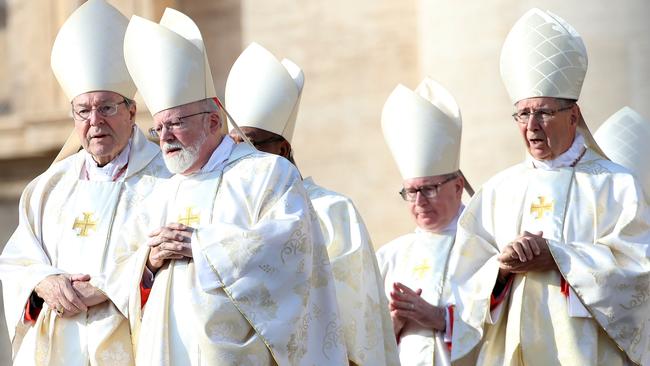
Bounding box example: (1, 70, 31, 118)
(72, 212, 98, 237)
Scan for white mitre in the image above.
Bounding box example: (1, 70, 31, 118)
(51, 0, 136, 102)
(51, 0, 136, 163)
(225, 43, 304, 143)
(500, 8, 607, 157)
(124, 8, 217, 115)
(50, 0, 136, 101)
(381, 77, 462, 180)
(594, 107, 650, 201)
(500, 8, 588, 104)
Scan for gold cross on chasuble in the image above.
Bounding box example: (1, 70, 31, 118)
(178, 207, 200, 227)
(72, 212, 98, 237)
(530, 196, 554, 220)
(412, 259, 431, 279)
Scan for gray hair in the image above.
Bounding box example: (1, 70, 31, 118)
(439, 170, 461, 181)
(514, 97, 576, 110)
(200, 98, 227, 133)
(123, 97, 136, 107)
(555, 98, 577, 109)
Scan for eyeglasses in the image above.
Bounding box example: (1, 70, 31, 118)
(399, 175, 457, 202)
(511, 104, 574, 124)
(71, 100, 127, 121)
(149, 111, 210, 138)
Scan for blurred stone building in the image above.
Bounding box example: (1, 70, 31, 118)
(0, 0, 648, 362)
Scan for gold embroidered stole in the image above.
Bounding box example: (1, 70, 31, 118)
(508, 167, 575, 365)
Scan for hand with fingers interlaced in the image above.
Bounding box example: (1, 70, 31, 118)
(71, 274, 109, 308)
(34, 274, 88, 318)
(497, 231, 557, 276)
(146, 223, 194, 273)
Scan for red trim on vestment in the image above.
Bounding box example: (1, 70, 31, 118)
(140, 282, 152, 309)
(560, 276, 570, 297)
(447, 304, 455, 351)
(24, 296, 41, 322)
(490, 275, 514, 310)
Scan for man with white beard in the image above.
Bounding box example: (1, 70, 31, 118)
(122, 8, 348, 365)
(158, 118, 208, 173)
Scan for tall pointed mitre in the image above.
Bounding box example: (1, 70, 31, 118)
(594, 107, 650, 201)
(50, 0, 136, 163)
(123, 8, 217, 115)
(225, 43, 304, 143)
(500, 8, 606, 156)
(51, 0, 136, 101)
(381, 77, 462, 180)
(500, 8, 587, 103)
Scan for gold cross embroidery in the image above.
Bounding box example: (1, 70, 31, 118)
(72, 212, 98, 237)
(412, 259, 431, 279)
(530, 196, 554, 220)
(178, 207, 200, 227)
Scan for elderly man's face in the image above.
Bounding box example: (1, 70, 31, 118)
(153, 100, 221, 175)
(515, 97, 578, 161)
(403, 174, 463, 232)
(72, 91, 135, 166)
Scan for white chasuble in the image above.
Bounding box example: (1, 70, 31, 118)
(376, 229, 454, 366)
(302, 177, 399, 366)
(447, 149, 650, 366)
(130, 144, 348, 366)
(0, 128, 170, 366)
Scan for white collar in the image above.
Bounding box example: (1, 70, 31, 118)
(528, 133, 586, 170)
(199, 135, 235, 174)
(82, 135, 131, 182)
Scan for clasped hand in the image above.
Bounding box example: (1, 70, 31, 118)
(34, 273, 108, 318)
(147, 223, 194, 272)
(497, 231, 557, 275)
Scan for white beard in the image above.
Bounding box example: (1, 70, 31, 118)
(162, 133, 207, 174)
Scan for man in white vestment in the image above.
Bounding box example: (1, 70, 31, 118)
(594, 107, 650, 203)
(447, 8, 650, 366)
(376, 77, 465, 366)
(0, 1, 170, 365)
(224, 42, 399, 366)
(123, 10, 348, 365)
